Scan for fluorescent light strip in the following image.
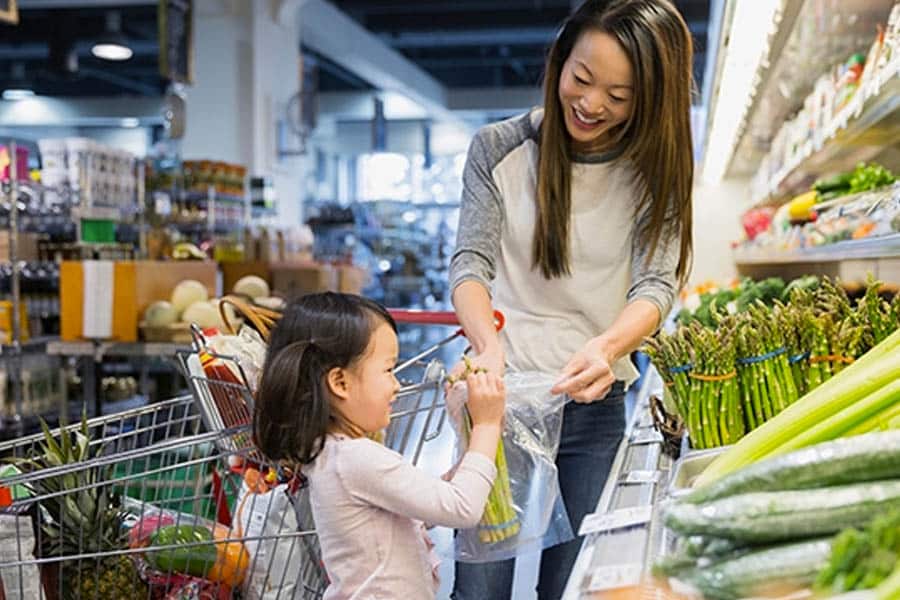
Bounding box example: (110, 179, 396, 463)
(703, 0, 784, 183)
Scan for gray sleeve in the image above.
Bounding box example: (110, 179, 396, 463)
(448, 130, 505, 295)
(627, 202, 682, 323)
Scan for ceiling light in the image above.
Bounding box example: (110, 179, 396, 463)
(91, 11, 133, 62)
(120, 118, 140, 128)
(92, 43, 133, 61)
(3, 89, 35, 101)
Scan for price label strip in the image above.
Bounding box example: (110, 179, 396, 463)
(578, 505, 653, 537)
(587, 563, 643, 592)
(630, 428, 663, 445)
(620, 469, 661, 485)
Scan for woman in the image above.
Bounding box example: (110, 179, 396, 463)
(448, 1, 694, 598)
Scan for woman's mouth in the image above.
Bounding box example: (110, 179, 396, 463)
(572, 106, 605, 131)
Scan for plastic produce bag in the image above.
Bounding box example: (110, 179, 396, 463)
(445, 371, 574, 562)
(206, 327, 268, 392)
(233, 473, 326, 600)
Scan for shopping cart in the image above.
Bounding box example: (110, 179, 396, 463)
(0, 308, 501, 599)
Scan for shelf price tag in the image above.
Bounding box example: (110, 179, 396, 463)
(620, 470, 661, 485)
(630, 428, 663, 445)
(153, 191, 172, 216)
(586, 563, 643, 592)
(578, 505, 652, 536)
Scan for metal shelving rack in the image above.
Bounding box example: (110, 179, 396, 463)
(2, 140, 25, 436)
(1, 138, 148, 436)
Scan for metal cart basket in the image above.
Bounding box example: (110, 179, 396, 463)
(0, 309, 489, 599)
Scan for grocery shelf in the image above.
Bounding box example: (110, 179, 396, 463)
(727, 0, 896, 180)
(71, 205, 123, 221)
(0, 336, 58, 357)
(562, 368, 671, 599)
(754, 63, 900, 205)
(733, 232, 900, 265)
(47, 340, 192, 358)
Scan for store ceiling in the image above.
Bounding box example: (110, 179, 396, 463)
(0, 4, 165, 98)
(327, 0, 711, 96)
(0, 0, 710, 103)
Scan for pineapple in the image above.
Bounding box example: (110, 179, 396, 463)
(17, 417, 148, 600)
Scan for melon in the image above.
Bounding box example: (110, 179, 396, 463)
(233, 275, 269, 300)
(182, 300, 220, 330)
(171, 280, 209, 315)
(143, 301, 178, 327)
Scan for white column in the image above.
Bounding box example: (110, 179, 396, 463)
(183, 0, 305, 225)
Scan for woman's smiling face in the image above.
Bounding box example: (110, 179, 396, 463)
(557, 29, 635, 152)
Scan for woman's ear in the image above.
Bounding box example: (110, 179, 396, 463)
(326, 366, 351, 402)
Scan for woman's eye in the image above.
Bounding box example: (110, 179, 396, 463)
(610, 96, 626, 103)
(574, 76, 589, 85)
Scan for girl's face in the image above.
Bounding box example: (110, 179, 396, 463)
(557, 30, 635, 152)
(339, 321, 401, 433)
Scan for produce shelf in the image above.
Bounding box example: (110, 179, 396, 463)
(733, 232, 900, 265)
(753, 62, 900, 205)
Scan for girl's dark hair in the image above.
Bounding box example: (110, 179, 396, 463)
(253, 292, 396, 465)
(536, 0, 694, 284)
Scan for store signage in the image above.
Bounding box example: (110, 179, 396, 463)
(578, 505, 652, 536)
(158, 0, 194, 83)
(0, 0, 18, 25)
(586, 563, 642, 592)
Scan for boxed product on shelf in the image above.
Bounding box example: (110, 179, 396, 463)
(59, 260, 217, 342)
(0, 144, 29, 182)
(37, 137, 138, 209)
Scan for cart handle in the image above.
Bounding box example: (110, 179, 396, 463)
(387, 309, 505, 332)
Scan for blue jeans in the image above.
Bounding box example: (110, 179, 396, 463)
(452, 384, 626, 600)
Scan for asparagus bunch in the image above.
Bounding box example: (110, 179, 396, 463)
(734, 306, 797, 433)
(449, 355, 519, 544)
(684, 321, 740, 449)
(461, 412, 520, 543)
(854, 275, 898, 353)
(643, 328, 694, 423)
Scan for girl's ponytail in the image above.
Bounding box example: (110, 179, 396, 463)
(254, 340, 331, 464)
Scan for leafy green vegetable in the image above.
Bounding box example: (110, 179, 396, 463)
(815, 509, 900, 593)
(849, 162, 896, 195)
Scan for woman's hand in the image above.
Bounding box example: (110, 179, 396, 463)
(447, 342, 506, 385)
(551, 337, 617, 403)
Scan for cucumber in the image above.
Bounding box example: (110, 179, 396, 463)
(685, 431, 900, 504)
(684, 539, 832, 600)
(665, 480, 900, 544)
(813, 172, 854, 193)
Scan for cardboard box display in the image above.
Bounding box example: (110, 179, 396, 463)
(60, 260, 217, 342)
(338, 265, 369, 294)
(220, 261, 272, 296)
(270, 262, 338, 299)
(0, 231, 40, 262)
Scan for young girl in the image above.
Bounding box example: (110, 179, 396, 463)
(253, 292, 506, 600)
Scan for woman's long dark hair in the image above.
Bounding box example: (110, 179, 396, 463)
(253, 292, 396, 465)
(536, 0, 694, 284)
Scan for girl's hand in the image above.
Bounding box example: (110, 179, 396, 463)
(465, 371, 506, 427)
(551, 338, 617, 403)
